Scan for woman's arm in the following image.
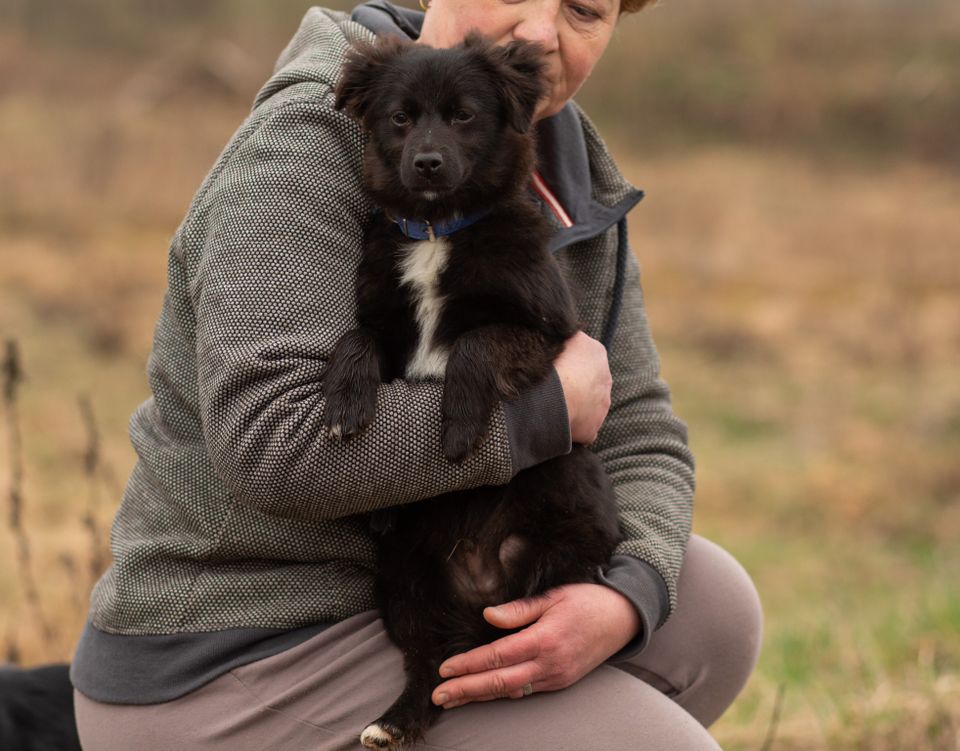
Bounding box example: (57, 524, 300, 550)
(593, 247, 695, 624)
(189, 92, 572, 522)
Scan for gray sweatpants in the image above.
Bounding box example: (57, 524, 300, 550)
(74, 535, 762, 750)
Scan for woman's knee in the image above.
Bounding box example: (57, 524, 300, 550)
(685, 535, 763, 678)
(625, 535, 763, 727)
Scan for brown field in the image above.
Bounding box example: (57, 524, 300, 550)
(1, 2, 959, 749)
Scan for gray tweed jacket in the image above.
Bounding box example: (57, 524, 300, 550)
(72, 4, 694, 704)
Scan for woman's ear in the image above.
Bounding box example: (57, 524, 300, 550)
(489, 40, 547, 133)
(334, 37, 407, 124)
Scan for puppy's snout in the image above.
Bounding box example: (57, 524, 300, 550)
(414, 152, 444, 177)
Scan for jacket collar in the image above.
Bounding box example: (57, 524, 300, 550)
(533, 105, 643, 252)
(351, 0, 424, 39)
(350, 1, 644, 252)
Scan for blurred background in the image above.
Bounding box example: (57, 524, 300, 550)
(1, 0, 958, 748)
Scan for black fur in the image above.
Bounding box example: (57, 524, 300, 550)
(0, 664, 82, 751)
(329, 36, 622, 749)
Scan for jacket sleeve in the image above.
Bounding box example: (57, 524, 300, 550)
(591, 244, 695, 648)
(189, 93, 570, 522)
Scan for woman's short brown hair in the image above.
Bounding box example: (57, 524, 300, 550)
(621, 0, 655, 13)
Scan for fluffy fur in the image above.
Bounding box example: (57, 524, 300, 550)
(329, 35, 622, 749)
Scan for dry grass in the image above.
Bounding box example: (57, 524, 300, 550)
(1, 3, 959, 748)
(585, 0, 960, 169)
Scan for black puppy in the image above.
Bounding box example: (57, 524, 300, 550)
(329, 35, 621, 750)
(0, 663, 82, 751)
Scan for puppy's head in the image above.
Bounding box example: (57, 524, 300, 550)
(335, 34, 546, 216)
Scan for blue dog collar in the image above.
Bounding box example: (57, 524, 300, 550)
(388, 209, 492, 241)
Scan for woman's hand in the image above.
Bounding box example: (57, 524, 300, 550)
(554, 331, 612, 445)
(430, 583, 641, 708)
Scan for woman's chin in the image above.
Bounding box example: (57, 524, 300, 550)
(534, 98, 565, 122)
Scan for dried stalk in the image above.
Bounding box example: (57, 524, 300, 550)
(78, 395, 108, 582)
(2, 340, 54, 644)
(58, 551, 86, 616)
(759, 683, 786, 751)
(4, 627, 20, 665)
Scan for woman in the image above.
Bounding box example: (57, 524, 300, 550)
(71, 1, 762, 748)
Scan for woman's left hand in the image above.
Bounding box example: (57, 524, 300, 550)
(431, 582, 642, 708)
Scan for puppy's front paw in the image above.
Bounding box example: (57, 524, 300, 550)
(323, 389, 376, 440)
(360, 721, 407, 750)
(442, 417, 485, 463)
(321, 329, 381, 440)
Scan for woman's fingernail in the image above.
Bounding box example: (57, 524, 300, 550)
(439, 665, 454, 678)
(435, 692, 449, 705)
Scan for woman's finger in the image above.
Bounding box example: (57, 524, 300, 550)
(432, 661, 544, 707)
(438, 626, 541, 680)
(482, 595, 551, 630)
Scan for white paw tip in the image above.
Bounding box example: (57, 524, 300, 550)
(360, 723, 396, 749)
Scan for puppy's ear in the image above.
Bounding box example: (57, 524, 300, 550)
(489, 40, 547, 133)
(334, 37, 406, 124)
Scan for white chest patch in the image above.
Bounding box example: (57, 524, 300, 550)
(398, 237, 451, 380)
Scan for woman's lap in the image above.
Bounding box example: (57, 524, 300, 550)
(76, 624, 718, 751)
(74, 535, 760, 750)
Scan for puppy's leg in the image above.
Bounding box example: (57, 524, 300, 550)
(321, 327, 382, 439)
(442, 325, 560, 462)
(441, 335, 499, 463)
(363, 552, 452, 750)
(360, 646, 444, 750)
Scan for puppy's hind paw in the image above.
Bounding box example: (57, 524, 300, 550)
(360, 721, 406, 750)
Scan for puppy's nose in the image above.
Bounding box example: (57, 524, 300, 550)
(414, 152, 443, 177)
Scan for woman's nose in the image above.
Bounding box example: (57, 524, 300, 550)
(512, 4, 561, 52)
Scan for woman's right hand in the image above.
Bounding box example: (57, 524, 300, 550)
(554, 330, 612, 445)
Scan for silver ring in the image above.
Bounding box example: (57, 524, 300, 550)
(522, 683, 534, 697)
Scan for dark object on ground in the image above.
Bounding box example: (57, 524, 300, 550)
(328, 34, 622, 750)
(0, 663, 82, 751)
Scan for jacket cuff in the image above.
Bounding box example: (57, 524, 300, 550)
(501, 367, 572, 474)
(598, 555, 669, 663)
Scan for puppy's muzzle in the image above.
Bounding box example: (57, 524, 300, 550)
(414, 151, 444, 178)
(401, 143, 463, 195)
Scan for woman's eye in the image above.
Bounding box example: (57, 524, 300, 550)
(391, 111, 410, 126)
(570, 3, 600, 20)
(453, 110, 474, 124)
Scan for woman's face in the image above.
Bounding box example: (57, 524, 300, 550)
(418, 0, 620, 120)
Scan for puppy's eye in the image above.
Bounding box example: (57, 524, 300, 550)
(452, 109, 475, 124)
(391, 111, 410, 126)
